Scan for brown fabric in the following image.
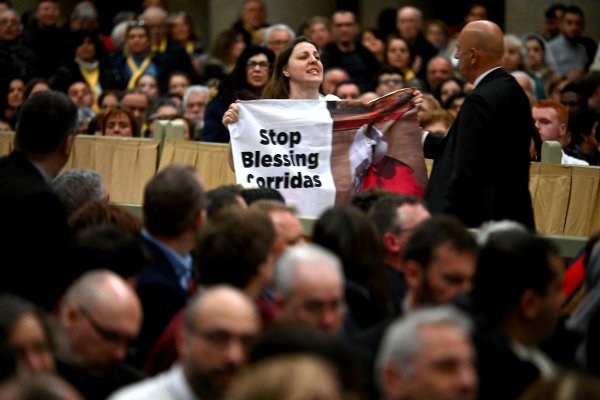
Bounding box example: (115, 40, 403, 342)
(565, 166, 600, 236)
(63, 135, 158, 204)
(531, 163, 571, 234)
(0, 132, 15, 156)
(159, 139, 236, 190)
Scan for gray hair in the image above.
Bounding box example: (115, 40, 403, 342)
(375, 305, 473, 386)
(70, 2, 98, 21)
(262, 24, 296, 46)
(475, 219, 528, 246)
(274, 243, 343, 297)
(53, 168, 106, 216)
(398, 6, 423, 22)
(504, 33, 526, 61)
(140, 6, 168, 21)
(183, 85, 210, 107)
(511, 70, 537, 102)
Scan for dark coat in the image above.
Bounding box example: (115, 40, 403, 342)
(424, 68, 535, 229)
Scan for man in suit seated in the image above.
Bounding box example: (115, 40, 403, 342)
(0, 90, 76, 310)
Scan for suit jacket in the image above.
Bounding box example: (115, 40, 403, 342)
(0, 152, 71, 310)
(424, 68, 535, 229)
(133, 235, 190, 367)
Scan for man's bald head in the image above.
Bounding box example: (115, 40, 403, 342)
(455, 20, 504, 82)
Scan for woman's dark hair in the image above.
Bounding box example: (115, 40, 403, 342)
(23, 78, 50, 101)
(434, 77, 465, 103)
(211, 29, 243, 65)
(218, 46, 275, 103)
(263, 36, 320, 99)
(384, 35, 414, 69)
(312, 205, 393, 320)
(68, 29, 105, 59)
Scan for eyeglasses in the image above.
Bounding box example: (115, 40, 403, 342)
(78, 305, 133, 347)
(379, 79, 403, 86)
(267, 40, 290, 47)
(127, 20, 146, 28)
(0, 19, 19, 26)
(246, 61, 270, 70)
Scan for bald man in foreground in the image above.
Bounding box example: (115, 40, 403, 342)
(424, 21, 536, 230)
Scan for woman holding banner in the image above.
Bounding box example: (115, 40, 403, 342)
(222, 36, 337, 126)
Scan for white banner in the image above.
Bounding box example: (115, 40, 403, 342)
(230, 100, 336, 217)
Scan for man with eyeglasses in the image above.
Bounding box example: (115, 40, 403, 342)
(375, 67, 405, 97)
(57, 270, 144, 400)
(0, 8, 36, 102)
(109, 286, 260, 400)
(262, 24, 295, 56)
(322, 10, 381, 93)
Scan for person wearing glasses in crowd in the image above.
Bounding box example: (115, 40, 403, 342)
(202, 46, 274, 143)
(109, 286, 260, 400)
(56, 270, 144, 400)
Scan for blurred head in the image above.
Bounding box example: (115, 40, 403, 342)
(502, 34, 525, 72)
(7, 77, 24, 109)
(125, 21, 151, 55)
(403, 216, 478, 308)
(426, 56, 453, 93)
(322, 68, 349, 95)
(532, 99, 568, 142)
(376, 306, 477, 400)
(396, 6, 422, 42)
(183, 85, 209, 126)
(424, 19, 447, 50)
(331, 10, 359, 45)
(376, 67, 404, 97)
(559, 6, 584, 41)
(385, 36, 412, 71)
(136, 74, 159, 99)
(306, 16, 331, 50)
(179, 286, 260, 398)
(59, 270, 142, 375)
(168, 11, 195, 42)
(464, 3, 487, 24)
(240, 0, 266, 29)
(120, 90, 150, 128)
(263, 24, 295, 56)
(168, 71, 191, 97)
(0, 295, 56, 374)
(523, 35, 546, 71)
(455, 20, 504, 83)
(0, 9, 22, 41)
(101, 106, 138, 137)
(334, 81, 361, 99)
(67, 82, 93, 109)
(275, 244, 345, 336)
(35, 0, 60, 28)
(140, 6, 168, 46)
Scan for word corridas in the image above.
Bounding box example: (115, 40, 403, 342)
(242, 128, 322, 189)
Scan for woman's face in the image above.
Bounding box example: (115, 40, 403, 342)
(502, 44, 522, 72)
(284, 42, 323, 86)
(246, 53, 270, 90)
(76, 37, 96, 62)
(100, 93, 119, 112)
(525, 38, 544, 70)
(9, 313, 55, 374)
(105, 112, 133, 137)
(386, 38, 411, 70)
(7, 78, 24, 108)
(169, 16, 190, 42)
(309, 22, 331, 50)
(440, 80, 461, 105)
(137, 75, 159, 99)
(127, 27, 150, 55)
(229, 35, 247, 64)
(362, 30, 384, 55)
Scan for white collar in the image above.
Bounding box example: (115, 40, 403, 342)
(473, 66, 502, 88)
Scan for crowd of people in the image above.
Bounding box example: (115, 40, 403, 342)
(2, 0, 600, 399)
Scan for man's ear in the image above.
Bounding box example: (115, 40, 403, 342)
(383, 231, 401, 253)
(61, 133, 75, 158)
(383, 362, 405, 400)
(404, 260, 423, 289)
(519, 288, 541, 321)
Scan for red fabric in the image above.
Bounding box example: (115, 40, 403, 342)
(361, 156, 424, 197)
(564, 254, 586, 298)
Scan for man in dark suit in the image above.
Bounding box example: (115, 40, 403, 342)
(0, 90, 77, 310)
(424, 20, 535, 229)
(133, 165, 206, 367)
